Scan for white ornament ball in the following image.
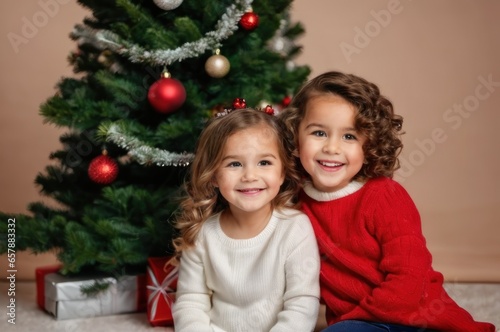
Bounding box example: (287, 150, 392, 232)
(205, 54, 230, 78)
(153, 0, 183, 10)
(267, 36, 294, 57)
(258, 100, 272, 109)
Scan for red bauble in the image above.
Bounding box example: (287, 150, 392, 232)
(281, 95, 292, 107)
(232, 98, 246, 109)
(263, 105, 275, 115)
(88, 155, 119, 185)
(239, 12, 259, 31)
(148, 77, 186, 113)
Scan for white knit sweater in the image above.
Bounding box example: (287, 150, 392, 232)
(172, 208, 320, 332)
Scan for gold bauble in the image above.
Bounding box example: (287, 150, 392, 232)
(205, 54, 230, 78)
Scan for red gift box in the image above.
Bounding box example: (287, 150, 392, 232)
(36, 265, 62, 310)
(146, 257, 179, 326)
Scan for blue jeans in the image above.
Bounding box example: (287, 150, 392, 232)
(322, 320, 430, 332)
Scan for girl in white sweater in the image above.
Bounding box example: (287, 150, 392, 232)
(172, 108, 320, 332)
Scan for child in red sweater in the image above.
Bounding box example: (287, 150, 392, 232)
(280, 71, 495, 332)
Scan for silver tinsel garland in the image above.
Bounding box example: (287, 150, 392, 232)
(71, 0, 253, 66)
(76, 0, 255, 166)
(106, 124, 194, 166)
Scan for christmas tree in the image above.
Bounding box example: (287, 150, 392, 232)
(0, 0, 309, 277)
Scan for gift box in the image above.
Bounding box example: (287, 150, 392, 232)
(36, 266, 146, 320)
(36, 265, 62, 310)
(146, 257, 179, 326)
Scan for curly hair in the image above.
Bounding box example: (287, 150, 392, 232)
(279, 71, 404, 182)
(172, 108, 302, 261)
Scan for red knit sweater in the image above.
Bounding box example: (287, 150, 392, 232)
(300, 177, 495, 331)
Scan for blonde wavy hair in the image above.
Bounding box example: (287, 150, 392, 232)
(279, 71, 404, 182)
(172, 108, 301, 262)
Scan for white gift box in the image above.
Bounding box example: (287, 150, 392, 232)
(44, 272, 146, 320)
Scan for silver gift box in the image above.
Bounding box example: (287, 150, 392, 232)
(44, 273, 143, 320)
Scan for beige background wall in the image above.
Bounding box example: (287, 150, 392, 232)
(1, 1, 499, 281)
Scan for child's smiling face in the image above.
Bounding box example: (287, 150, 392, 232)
(213, 124, 285, 217)
(298, 94, 366, 192)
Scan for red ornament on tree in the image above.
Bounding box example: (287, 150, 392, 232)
(263, 105, 275, 115)
(239, 12, 259, 31)
(281, 95, 292, 108)
(148, 71, 186, 114)
(232, 98, 246, 109)
(88, 153, 119, 185)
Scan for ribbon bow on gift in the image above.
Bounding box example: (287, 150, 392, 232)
(147, 264, 179, 319)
